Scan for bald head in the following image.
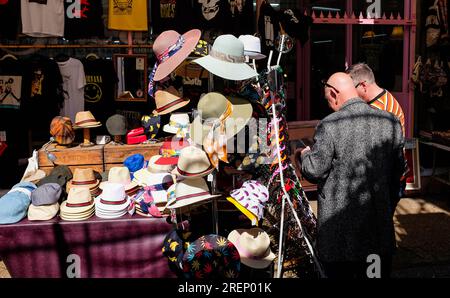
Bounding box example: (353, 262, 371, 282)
(324, 72, 359, 111)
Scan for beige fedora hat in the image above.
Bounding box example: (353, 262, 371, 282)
(147, 155, 175, 174)
(190, 93, 253, 145)
(163, 113, 190, 137)
(60, 187, 95, 220)
(73, 111, 102, 129)
(227, 228, 275, 269)
(165, 178, 220, 210)
(99, 166, 139, 193)
(172, 146, 214, 178)
(28, 202, 60, 221)
(153, 86, 190, 115)
(66, 168, 100, 195)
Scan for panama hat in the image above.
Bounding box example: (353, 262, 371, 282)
(0, 182, 36, 224)
(155, 138, 191, 166)
(100, 167, 140, 196)
(95, 183, 130, 218)
(106, 114, 127, 136)
(227, 228, 275, 269)
(50, 116, 75, 145)
(28, 202, 60, 221)
(226, 180, 269, 223)
(172, 146, 214, 178)
(193, 34, 258, 81)
(190, 93, 253, 145)
(60, 187, 95, 220)
(73, 111, 102, 129)
(153, 86, 190, 115)
(163, 113, 190, 138)
(182, 234, 241, 279)
(151, 29, 202, 82)
(165, 178, 220, 210)
(147, 155, 175, 174)
(238, 35, 266, 60)
(66, 168, 101, 196)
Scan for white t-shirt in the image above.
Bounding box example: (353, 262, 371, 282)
(21, 0, 65, 37)
(57, 58, 86, 122)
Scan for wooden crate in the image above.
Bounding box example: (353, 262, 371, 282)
(103, 143, 161, 170)
(38, 143, 104, 174)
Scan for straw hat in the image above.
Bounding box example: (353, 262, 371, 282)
(172, 146, 214, 178)
(147, 155, 175, 174)
(66, 168, 100, 194)
(153, 86, 190, 115)
(163, 113, 190, 137)
(165, 178, 220, 210)
(100, 166, 139, 196)
(190, 93, 253, 145)
(227, 228, 275, 269)
(238, 35, 266, 60)
(193, 34, 258, 81)
(95, 183, 130, 218)
(60, 187, 95, 221)
(152, 29, 202, 82)
(73, 111, 102, 129)
(28, 203, 60, 221)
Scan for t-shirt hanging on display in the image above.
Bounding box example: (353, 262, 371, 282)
(21, 55, 64, 131)
(193, 0, 232, 33)
(82, 58, 118, 125)
(229, 0, 254, 36)
(108, 0, 148, 31)
(21, 0, 65, 37)
(151, 0, 194, 33)
(57, 58, 86, 122)
(0, 57, 24, 110)
(258, 1, 279, 51)
(0, 0, 20, 39)
(64, 0, 105, 39)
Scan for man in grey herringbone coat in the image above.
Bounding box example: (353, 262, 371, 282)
(300, 73, 405, 278)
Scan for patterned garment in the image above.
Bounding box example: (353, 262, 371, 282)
(368, 90, 405, 136)
(182, 234, 241, 279)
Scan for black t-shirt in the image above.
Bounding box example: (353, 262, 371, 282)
(21, 55, 64, 131)
(229, 0, 255, 36)
(151, 0, 195, 34)
(81, 57, 117, 126)
(64, 0, 104, 39)
(0, 57, 25, 110)
(280, 9, 313, 46)
(258, 2, 279, 51)
(193, 0, 232, 33)
(0, 0, 20, 39)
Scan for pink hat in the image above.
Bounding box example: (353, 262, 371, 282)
(148, 29, 201, 96)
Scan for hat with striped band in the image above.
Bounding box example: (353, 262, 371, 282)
(165, 178, 220, 210)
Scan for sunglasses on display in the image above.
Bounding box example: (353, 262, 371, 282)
(321, 80, 340, 94)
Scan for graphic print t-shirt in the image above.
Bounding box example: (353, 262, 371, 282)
(151, 0, 194, 34)
(258, 2, 279, 51)
(57, 58, 86, 122)
(64, 0, 105, 39)
(229, 0, 254, 36)
(0, 58, 24, 110)
(21, 0, 65, 37)
(82, 58, 118, 125)
(0, 0, 20, 39)
(193, 0, 232, 32)
(108, 0, 148, 31)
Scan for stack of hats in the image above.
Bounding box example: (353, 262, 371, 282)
(226, 180, 269, 224)
(28, 183, 62, 221)
(72, 111, 102, 129)
(60, 187, 95, 221)
(0, 182, 37, 224)
(95, 183, 130, 219)
(101, 167, 141, 197)
(67, 168, 101, 197)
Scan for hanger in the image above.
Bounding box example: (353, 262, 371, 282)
(0, 54, 18, 61)
(86, 53, 100, 60)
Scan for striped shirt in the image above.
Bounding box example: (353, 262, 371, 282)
(368, 90, 405, 136)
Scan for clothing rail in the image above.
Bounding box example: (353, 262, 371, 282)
(0, 44, 153, 49)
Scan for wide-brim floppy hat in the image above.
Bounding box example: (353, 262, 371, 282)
(153, 29, 202, 82)
(28, 203, 60, 221)
(171, 146, 214, 178)
(227, 228, 275, 269)
(153, 86, 190, 115)
(165, 178, 220, 210)
(73, 111, 102, 129)
(190, 93, 253, 145)
(163, 113, 190, 135)
(193, 34, 258, 81)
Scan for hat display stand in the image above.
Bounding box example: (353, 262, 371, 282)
(80, 127, 95, 148)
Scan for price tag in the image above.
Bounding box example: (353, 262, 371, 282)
(207, 174, 214, 182)
(136, 58, 145, 70)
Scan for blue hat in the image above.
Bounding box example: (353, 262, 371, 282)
(0, 182, 37, 224)
(124, 154, 145, 179)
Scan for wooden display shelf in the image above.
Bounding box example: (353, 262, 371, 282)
(103, 142, 161, 171)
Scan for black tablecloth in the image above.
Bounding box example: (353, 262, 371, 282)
(0, 215, 176, 278)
